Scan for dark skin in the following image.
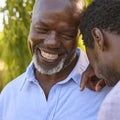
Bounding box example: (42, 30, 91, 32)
(86, 28, 120, 87)
(30, 13, 104, 93)
(29, 0, 103, 93)
(81, 27, 120, 91)
(29, 0, 104, 93)
(80, 64, 106, 92)
(28, 0, 85, 99)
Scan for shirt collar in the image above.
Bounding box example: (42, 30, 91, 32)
(57, 48, 88, 85)
(19, 62, 37, 91)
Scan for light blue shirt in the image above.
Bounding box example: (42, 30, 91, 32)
(98, 81, 120, 120)
(0, 48, 111, 120)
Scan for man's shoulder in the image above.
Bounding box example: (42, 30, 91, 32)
(98, 81, 120, 120)
(104, 81, 120, 102)
(1, 73, 26, 95)
(99, 81, 120, 111)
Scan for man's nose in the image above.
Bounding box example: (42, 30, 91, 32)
(44, 31, 60, 48)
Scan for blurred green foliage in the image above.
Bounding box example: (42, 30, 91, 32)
(0, 0, 35, 91)
(85, 0, 93, 6)
(0, 0, 92, 91)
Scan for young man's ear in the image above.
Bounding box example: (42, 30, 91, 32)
(28, 39, 33, 55)
(91, 28, 105, 51)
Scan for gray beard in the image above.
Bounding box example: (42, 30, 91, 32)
(32, 53, 67, 75)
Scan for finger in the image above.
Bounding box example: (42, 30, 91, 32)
(86, 80, 97, 91)
(80, 64, 95, 91)
(80, 74, 89, 91)
(95, 79, 106, 92)
(80, 71, 95, 91)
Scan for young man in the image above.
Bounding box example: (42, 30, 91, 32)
(80, 0, 120, 119)
(0, 0, 111, 120)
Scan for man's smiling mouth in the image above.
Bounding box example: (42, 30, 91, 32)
(41, 50, 58, 60)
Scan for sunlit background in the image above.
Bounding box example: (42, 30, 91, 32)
(0, 0, 6, 31)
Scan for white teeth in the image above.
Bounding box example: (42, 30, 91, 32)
(41, 50, 58, 60)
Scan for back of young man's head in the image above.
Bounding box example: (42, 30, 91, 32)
(79, 0, 120, 48)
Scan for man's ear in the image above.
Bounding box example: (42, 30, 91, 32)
(27, 38, 33, 55)
(30, 12, 32, 23)
(91, 28, 105, 51)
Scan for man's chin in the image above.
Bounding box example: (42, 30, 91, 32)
(34, 65, 63, 75)
(32, 53, 67, 75)
(33, 60, 65, 75)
